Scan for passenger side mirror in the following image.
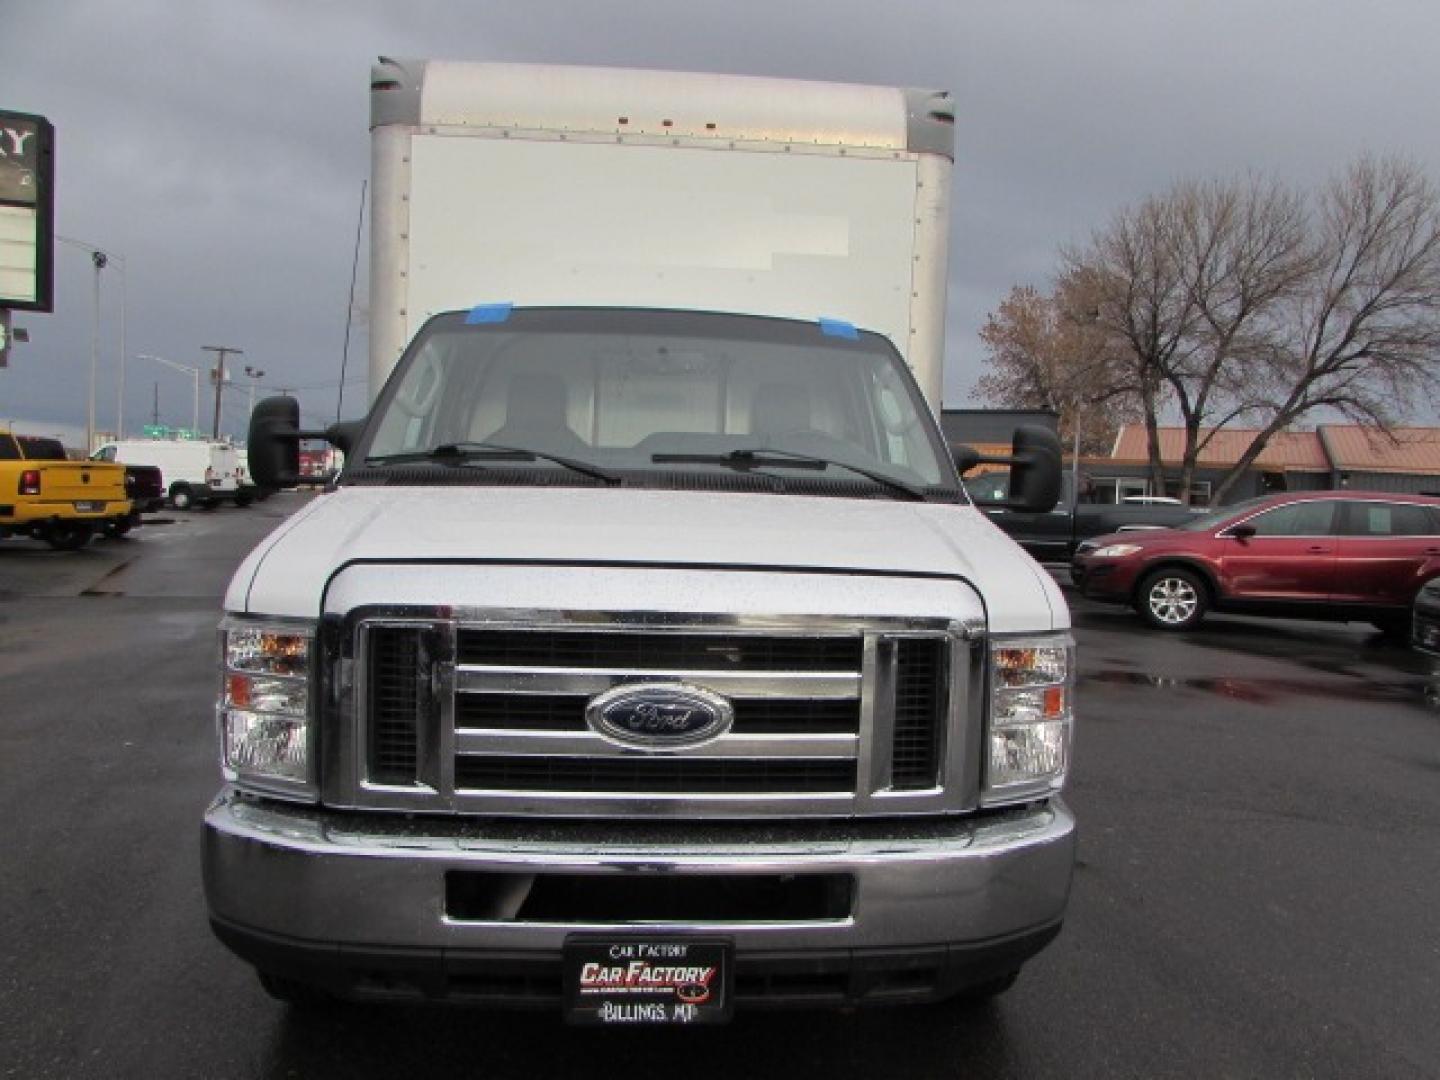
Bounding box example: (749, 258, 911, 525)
(248, 395, 362, 489)
(951, 425, 1063, 513)
(1226, 523, 1257, 540)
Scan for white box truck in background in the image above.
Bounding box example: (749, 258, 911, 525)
(207, 60, 1073, 1022)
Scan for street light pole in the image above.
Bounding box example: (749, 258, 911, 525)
(242, 365, 267, 419)
(116, 253, 128, 438)
(88, 250, 107, 453)
(140, 353, 202, 433)
(59, 236, 127, 450)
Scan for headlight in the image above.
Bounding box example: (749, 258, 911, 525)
(218, 618, 317, 799)
(1091, 543, 1143, 558)
(983, 632, 1074, 805)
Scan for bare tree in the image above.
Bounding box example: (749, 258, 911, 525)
(975, 283, 1139, 455)
(1022, 158, 1440, 505)
(1163, 176, 1314, 500)
(1056, 177, 1314, 502)
(1061, 195, 1196, 496)
(1209, 157, 1440, 502)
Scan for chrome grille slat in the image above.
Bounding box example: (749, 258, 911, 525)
(454, 730, 859, 759)
(455, 694, 861, 734)
(455, 667, 859, 700)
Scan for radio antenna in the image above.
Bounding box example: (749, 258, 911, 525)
(336, 178, 367, 422)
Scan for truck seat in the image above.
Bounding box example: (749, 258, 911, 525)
(484, 375, 590, 456)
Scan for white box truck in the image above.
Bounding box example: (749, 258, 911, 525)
(93, 438, 247, 510)
(205, 60, 1074, 1022)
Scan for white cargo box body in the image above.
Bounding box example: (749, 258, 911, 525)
(97, 439, 239, 494)
(368, 60, 954, 406)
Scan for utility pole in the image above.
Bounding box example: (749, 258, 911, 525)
(152, 382, 160, 427)
(203, 345, 242, 439)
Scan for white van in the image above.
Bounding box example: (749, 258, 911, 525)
(93, 439, 247, 509)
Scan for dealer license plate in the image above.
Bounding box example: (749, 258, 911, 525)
(73, 501, 103, 513)
(564, 937, 732, 1025)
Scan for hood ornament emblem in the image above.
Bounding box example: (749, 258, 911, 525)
(585, 683, 734, 750)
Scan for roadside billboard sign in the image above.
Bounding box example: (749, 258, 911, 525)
(0, 110, 55, 312)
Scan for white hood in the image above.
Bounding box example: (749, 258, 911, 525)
(227, 486, 1066, 633)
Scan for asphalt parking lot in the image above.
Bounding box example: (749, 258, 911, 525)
(2, 498, 1437, 1079)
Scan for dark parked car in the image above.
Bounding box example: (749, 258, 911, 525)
(1414, 577, 1440, 655)
(1071, 491, 1440, 632)
(965, 472, 1202, 561)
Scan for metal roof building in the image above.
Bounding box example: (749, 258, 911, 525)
(1101, 424, 1440, 503)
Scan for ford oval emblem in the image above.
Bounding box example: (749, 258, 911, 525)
(585, 683, 735, 750)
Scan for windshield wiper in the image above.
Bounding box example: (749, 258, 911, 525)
(650, 447, 928, 501)
(366, 441, 622, 485)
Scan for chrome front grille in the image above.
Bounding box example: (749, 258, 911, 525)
(342, 613, 976, 819)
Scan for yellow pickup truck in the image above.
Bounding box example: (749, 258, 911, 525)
(0, 431, 130, 550)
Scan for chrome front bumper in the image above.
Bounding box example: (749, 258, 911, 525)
(203, 790, 1075, 1004)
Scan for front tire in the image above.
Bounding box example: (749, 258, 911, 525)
(1137, 567, 1209, 630)
(170, 484, 195, 511)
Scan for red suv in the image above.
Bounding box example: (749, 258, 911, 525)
(1071, 491, 1440, 632)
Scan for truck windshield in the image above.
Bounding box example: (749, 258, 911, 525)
(358, 308, 959, 499)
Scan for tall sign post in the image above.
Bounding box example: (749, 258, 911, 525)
(0, 110, 55, 370)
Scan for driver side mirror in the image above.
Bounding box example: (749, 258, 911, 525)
(1225, 523, 1257, 540)
(248, 395, 362, 489)
(952, 425, 1063, 513)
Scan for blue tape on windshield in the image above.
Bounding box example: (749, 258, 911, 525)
(465, 302, 514, 324)
(818, 317, 859, 340)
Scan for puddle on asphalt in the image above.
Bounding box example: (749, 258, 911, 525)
(1079, 669, 1435, 706)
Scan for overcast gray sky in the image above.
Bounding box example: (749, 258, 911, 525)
(3, 0, 1439, 443)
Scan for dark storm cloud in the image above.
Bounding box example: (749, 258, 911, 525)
(2, 0, 1438, 438)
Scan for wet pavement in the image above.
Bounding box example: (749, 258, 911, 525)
(2, 501, 1438, 1079)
